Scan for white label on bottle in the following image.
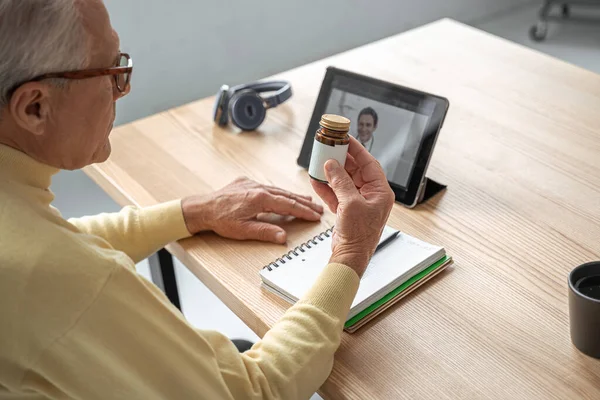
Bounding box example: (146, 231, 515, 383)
(308, 140, 349, 182)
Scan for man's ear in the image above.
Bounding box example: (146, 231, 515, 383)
(9, 82, 52, 136)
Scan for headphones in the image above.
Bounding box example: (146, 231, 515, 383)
(212, 81, 292, 131)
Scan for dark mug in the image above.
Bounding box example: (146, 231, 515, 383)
(568, 261, 600, 358)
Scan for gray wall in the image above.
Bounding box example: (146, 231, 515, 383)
(105, 0, 531, 126)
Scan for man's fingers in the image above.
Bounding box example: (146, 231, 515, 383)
(262, 193, 322, 221)
(310, 179, 339, 213)
(347, 136, 387, 182)
(345, 153, 359, 174)
(324, 159, 359, 200)
(240, 221, 287, 244)
(347, 136, 373, 166)
(265, 187, 324, 214)
(265, 186, 312, 201)
(344, 153, 367, 188)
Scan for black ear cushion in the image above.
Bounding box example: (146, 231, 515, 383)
(219, 95, 231, 126)
(229, 90, 267, 131)
(213, 85, 230, 126)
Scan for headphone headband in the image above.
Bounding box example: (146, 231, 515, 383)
(230, 81, 292, 109)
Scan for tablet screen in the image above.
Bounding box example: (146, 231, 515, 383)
(298, 67, 449, 206)
(323, 87, 433, 189)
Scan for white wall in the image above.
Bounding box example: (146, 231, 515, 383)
(105, 0, 531, 125)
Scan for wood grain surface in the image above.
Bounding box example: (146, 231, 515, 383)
(84, 19, 600, 399)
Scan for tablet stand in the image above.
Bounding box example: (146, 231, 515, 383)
(417, 178, 447, 205)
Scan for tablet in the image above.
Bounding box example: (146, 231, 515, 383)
(297, 67, 450, 207)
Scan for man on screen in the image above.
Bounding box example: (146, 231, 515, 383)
(356, 107, 378, 153)
(355, 106, 396, 179)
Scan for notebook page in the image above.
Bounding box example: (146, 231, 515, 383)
(261, 226, 407, 305)
(262, 229, 444, 314)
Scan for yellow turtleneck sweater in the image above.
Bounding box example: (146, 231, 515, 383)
(0, 144, 360, 400)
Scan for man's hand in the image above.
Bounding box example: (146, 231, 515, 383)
(181, 178, 324, 244)
(311, 136, 395, 277)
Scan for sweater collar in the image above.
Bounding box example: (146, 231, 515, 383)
(0, 144, 60, 190)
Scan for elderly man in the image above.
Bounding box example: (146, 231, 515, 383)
(0, 1, 394, 399)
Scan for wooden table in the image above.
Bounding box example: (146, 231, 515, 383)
(85, 19, 600, 399)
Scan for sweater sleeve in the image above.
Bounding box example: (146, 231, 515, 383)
(68, 200, 191, 263)
(22, 262, 359, 400)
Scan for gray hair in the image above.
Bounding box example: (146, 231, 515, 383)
(0, 0, 89, 108)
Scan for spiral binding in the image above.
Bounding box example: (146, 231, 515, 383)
(263, 227, 334, 271)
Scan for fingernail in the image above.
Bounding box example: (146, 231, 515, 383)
(312, 211, 321, 220)
(276, 232, 286, 243)
(325, 160, 338, 172)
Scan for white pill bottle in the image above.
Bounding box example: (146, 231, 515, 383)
(308, 114, 351, 183)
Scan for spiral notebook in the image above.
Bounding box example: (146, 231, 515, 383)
(260, 226, 452, 332)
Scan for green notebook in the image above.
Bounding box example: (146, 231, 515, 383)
(260, 226, 451, 332)
(344, 256, 451, 332)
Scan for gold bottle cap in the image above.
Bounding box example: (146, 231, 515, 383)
(320, 114, 351, 132)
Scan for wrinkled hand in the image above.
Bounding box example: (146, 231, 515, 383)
(182, 177, 324, 244)
(311, 136, 395, 277)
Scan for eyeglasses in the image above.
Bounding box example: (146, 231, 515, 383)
(25, 52, 133, 96)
